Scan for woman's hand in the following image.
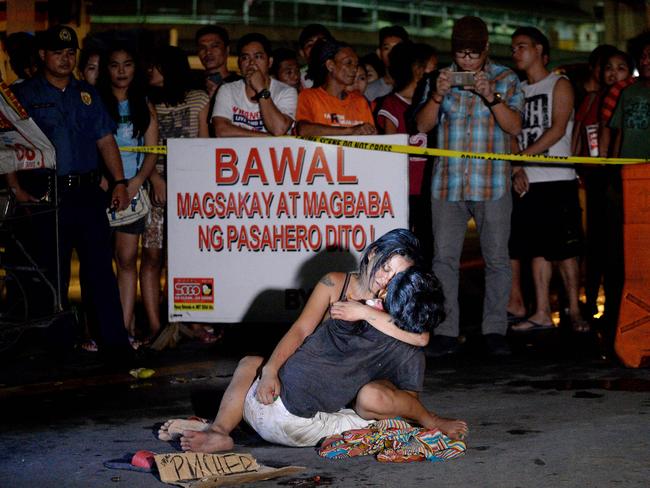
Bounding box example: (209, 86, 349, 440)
(150, 173, 167, 206)
(256, 369, 281, 405)
(330, 300, 370, 322)
(351, 123, 377, 135)
(126, 176, 142, 200)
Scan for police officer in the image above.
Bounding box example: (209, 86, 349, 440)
(8, 25, 134, 361)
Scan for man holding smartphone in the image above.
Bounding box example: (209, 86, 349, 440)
(415, 16, 524, 357)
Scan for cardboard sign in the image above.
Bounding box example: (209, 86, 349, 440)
(166, 135, 409, 323)
(0, 82, 56, 174)
(154, 452, 259, 483)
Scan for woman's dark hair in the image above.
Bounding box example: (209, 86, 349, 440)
(359, 53, 385, 79)
(384, 267, 445, 332)
(358, 228, 422, 286)
(388, 42, 436, 93)
(97, 42, 151, 139)
(600, 49, 635, 85)
(148, 45, 191, 106)
(270, 47, 298, 78)
(79, 46, 102, 73)
(307, 38, 351, 88)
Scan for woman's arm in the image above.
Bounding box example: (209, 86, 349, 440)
(296, 121, 376, 136)
(198, 101, 210, 137)
(329, 300, 430, 347)
(128, 103, 159, 199)
(256, 272, 344, 404)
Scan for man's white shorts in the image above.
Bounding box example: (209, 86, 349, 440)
(242, 378, 372, 447)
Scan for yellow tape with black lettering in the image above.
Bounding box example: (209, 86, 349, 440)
(120, 139, 650, 165)
(120, 145, 168, 155)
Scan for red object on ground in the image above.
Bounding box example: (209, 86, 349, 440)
(131, 450, 155, 469)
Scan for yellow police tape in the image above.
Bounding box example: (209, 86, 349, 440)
(120, 137, 650, 165)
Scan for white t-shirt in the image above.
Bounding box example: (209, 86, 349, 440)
(518, 72, 575, 183)
(212, 78, 297, 133)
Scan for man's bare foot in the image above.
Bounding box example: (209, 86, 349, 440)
(434, 417, 468, 440)
(180, 429, 234, 453)
(158, 418, 209, 441)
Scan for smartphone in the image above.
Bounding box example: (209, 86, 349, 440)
(206, 72, 223, 85)
(449, 71, 476, 87)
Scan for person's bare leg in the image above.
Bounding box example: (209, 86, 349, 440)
(179, 355, 264, 452)
(507, 258, 527, 317)
(559, 256, 589, 331)
(354, 380, 468, 440)
(513, 257, 553, 330)
(114, 232, 139, 336)
(140, 246, 163, 339)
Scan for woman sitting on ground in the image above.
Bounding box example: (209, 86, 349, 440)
(159, 229, 468, 452)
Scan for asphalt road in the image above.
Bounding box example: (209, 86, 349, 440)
(1, 325, 649, 488)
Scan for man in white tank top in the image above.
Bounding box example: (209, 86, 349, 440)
(507, 27, 589, 333)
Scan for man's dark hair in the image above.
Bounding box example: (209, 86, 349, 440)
(298, 24, 333, 49)
(379, 25, 409, 45)
(384, 267, 445, 333)
(195, 25, 229, 46)
(270, 47, 298, 78)
(237, 33, 272, 57)
(388, 42, 436, 92)
(627, 30, 650, 68)
(512, 26, 550, 59)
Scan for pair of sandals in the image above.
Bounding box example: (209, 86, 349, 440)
(79, 335, 143, 353)
(508, 312, 590, 333)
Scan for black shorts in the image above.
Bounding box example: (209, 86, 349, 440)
(509, 179, 583, 261)
(112, 215, 146, 235)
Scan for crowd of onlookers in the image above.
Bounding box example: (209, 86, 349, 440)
(3, 17, 649, 360)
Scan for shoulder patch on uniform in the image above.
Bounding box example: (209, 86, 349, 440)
(80, 91, 92, 105)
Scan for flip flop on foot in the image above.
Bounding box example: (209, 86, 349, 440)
(511, 319, 554, 332)
(158, 417, 210, 441)
(507, 312, 526, 326)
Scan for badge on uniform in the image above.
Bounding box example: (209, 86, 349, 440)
(80, 91, 92, 105)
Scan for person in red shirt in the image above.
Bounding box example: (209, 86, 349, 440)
(376, 41, 437, 265)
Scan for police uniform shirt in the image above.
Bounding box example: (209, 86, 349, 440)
(13, 76, 116, 176)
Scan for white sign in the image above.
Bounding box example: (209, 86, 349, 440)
(167, 135, 408, 323)
(0, 82, 56, 174)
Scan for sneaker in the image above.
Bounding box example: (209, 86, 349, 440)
(425, 335, 459, 358)
(484, 333, 512, 357)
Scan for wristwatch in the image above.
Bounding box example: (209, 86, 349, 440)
(485, 92, 503, 108)
(253, 88, 271, 101)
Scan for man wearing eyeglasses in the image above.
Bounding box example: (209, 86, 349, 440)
(415, 16, 524, 357)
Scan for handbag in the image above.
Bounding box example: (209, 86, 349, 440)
(106, 186, 151, 227)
